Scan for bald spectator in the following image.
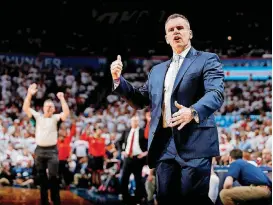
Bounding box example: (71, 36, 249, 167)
(262, 148, 272, 167)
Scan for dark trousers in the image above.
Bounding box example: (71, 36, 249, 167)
(156, 136, 214, 205)
(35, 145, 60, 205)
(59, 160, 71, 186)
(121, 156, 146, 204)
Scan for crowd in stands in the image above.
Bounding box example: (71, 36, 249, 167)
(0, 57, 271, 204)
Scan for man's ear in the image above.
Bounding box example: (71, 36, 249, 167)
(165, 35, 169, 44)
(189, 30, 193, 39)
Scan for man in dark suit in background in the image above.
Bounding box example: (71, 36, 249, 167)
(119, 115, 148, 204)
(111, 13, 224, 205)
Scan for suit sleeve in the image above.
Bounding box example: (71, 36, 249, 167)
(114, 76, 150, 109)
(192, 53, 224, 122)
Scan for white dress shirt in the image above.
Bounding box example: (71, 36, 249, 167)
(125, 127, 143, 156)
(162, 46, 191, 127)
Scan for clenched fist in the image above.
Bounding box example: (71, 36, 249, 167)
(28, 83, 38, 95)
(56, 92, 64, 100)
(110, 55, 123, 80)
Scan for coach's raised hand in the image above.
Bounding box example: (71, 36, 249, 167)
(110, 55, 123, 80)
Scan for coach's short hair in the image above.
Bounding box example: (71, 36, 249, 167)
(165, 13, 190, 28)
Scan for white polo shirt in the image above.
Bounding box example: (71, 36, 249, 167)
(30, 108, 61, 147)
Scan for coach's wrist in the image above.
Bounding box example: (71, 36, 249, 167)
(190, 106, 199, 123)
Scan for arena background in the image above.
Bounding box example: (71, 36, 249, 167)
(0, 1, 272, 205)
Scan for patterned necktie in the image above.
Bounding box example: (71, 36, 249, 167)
(128, 130, 135, 157)
(163, 54, 181, 127)
(172, 54, 181, 77)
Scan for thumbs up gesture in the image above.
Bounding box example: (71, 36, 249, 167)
(110, 55, 123, 80)
(169, 101, 193, 130)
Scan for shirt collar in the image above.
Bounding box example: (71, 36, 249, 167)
(131, 127, 139, 132)
(173, 46, 191, 59)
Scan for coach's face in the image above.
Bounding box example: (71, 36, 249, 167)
(165, 17, 192, 54)
(43, 102, 55, 117)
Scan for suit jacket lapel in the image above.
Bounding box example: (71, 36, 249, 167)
(157, 60, 171, 104)
(172, 47, 198, 94)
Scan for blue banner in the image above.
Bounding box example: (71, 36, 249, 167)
(0, 53, 107, 70)
(0, 53, 271, 75)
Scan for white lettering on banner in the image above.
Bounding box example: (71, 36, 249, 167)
(44, 58, 61, 67)
(24, 57, 35, 65)
(0, 55, 34, 66)
(0, 55, 61, 68)
(98, 58, 107, 64)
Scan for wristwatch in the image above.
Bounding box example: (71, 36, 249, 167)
(190, 106, 199, 123)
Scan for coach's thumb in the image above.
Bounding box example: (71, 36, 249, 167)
(117, 55, 121, 61)
(175, 101, 183, 109)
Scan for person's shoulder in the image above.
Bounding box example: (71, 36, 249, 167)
(233, 159, 248, 166)
(196, 50, 222, 65)
(53, 113, 61, 119)
(247, 160, 258, 167)
(156, 59, 171, 67)
(197, 50, 220, 59)
(150, 59, 171, 72)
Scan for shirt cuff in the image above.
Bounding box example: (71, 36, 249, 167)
(112, 78, 120, 91)
(190, 106, 199, 123)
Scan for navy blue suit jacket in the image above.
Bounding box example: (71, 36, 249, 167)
(114, 47, 225, 168)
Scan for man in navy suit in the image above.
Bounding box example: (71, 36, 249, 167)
(111, 13, 224, 205)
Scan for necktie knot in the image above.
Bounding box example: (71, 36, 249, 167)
(173, 54, 180, 63)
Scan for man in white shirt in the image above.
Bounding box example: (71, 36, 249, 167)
(118, 115, 148, 204)
(23, 83, 70, 205)
(72, 138, 89, 159)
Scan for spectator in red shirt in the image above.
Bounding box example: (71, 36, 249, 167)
(57, 122, 75, 187)
(80, 123, 92, 142)
(88, 128, 106, 188)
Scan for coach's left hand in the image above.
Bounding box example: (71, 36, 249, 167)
(169, 101, 193, 130)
